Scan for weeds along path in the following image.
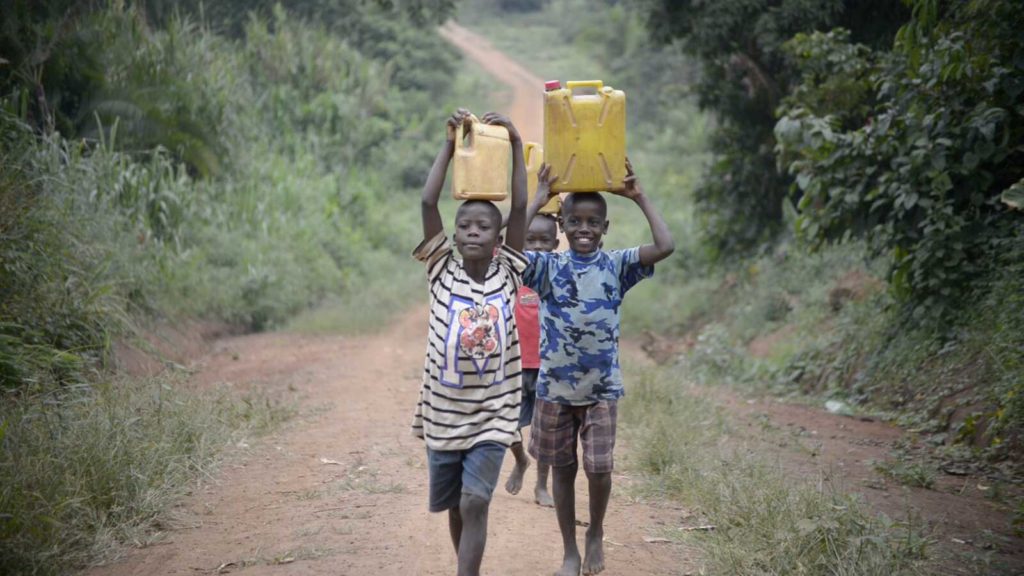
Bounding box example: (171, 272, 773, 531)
(85, 25, 692, 576)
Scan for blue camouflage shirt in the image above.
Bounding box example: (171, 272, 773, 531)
(523, 248, 653, 405)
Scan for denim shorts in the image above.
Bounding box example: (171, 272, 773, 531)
(518, 369, 539, 430)
(426, 441, 507, 512)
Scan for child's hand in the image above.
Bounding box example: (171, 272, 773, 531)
(537, 163, 559, 202)
(481, 111, 521, 143)
(614, 157, 644, 200)
(446, 108, 471, 141)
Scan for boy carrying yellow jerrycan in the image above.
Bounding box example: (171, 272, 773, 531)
(525, 142, 560, 214)
(543, 80, 627, 193)
(451, 113, 511, 201)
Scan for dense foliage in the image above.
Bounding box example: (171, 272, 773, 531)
(637, 0, 908, 257)
(0, 2, 459, 390)
(2, 2, 467, 572)
(776, 0, 1024, 314)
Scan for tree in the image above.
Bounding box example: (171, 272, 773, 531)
(637, 0, 908, 257)
(775, 0, 1024, 313)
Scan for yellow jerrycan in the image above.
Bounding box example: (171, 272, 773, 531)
(543, 80, 627, 193)
(525, 142, 560, 214)
(452, 114, 510, 201)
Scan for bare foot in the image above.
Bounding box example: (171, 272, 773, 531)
(582, 527, 605, 575)
(554, 550, 581, 576)
(534, 485, 555, 507)
(504, 458, 529, 495)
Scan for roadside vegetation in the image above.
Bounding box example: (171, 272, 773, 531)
(621, 362, 926, 575)
(1, 1, 463, 573)
(463, 0, 1022, 571)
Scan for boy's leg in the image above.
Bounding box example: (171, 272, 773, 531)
(579, 401, 617, 575)
(504, 440, 530, 495)
(506, 370, 538, 495)
(583, 470, 610, 575)
(426, 447, 466, 554)
(553, 462, 582, 576)
(456, 441, 506, 576)
(448, 507, 463, 553)
(457, 493, 489, 576)
(535, 462, 554, 507)
(530, 399, 584, 576)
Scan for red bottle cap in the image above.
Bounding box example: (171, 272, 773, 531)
(544, 80, 561, 91)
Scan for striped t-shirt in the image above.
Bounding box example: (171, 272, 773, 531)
(411, 231, 528, 451)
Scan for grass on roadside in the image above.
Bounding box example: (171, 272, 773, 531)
(0, 376, 292, 575)
(287, 250, 421, 335)
(620, 362, 927, 575)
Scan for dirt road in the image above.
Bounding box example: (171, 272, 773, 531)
(86, 23, 693, 576)
(88, 312, 692, 575)
(438, 23, 544, 144)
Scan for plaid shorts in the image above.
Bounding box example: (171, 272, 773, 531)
(528, 398, 617, 473)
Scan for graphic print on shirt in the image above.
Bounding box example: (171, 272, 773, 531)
(518, 290, 539, 307)
(459, 305, 499, 358)
(441, 294, 509, 388)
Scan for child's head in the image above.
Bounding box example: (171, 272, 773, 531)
(526, 214, 559, 253)
(559, 193, 608, 254)
(453, 200, 503, 261)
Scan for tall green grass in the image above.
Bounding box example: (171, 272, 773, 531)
(286, 250, 422, 334)
(0, 375, 292, 575)
(621, 363, 926, 575)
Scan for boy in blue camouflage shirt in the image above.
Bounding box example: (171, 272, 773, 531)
(522, 161, 674, 576)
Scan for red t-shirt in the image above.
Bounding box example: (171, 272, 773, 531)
(516, 286, 540, 369)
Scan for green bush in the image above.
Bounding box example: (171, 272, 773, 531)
(635, 0, 909, 257)
(776, 1, 1024, 315)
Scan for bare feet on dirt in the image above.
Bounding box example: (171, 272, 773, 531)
(582, 527, 605, 575)
(504, 457, 529, 495)
(555, 549, 582, 576)
(535, 484, 555, 507)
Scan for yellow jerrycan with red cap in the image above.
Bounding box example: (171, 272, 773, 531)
(543, 80, 627, 193)
(451, 113, 511, 201)
(525, 142, 560, 214)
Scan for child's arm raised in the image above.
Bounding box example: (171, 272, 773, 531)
(612, 159, 675, 266)
(481, 112, 526, 252)
(525, 163, 559, 227)
(421, 109, 470, 242)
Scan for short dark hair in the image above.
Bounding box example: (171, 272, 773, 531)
(561, 192, 607, 219)
(531, 213, 558, 231)
(456, 200, 502, 228)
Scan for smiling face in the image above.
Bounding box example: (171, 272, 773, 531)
(525, 215, 559, 253)
(559, 193, 608, 254)
(453, 201, 502, 262)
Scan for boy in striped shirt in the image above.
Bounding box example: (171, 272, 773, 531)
(412, 108, 527, 576)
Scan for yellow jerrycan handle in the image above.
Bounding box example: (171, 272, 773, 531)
(455, 113, 481, 151)
(565, 80, 604, 92)
(524, 142, 539, 166)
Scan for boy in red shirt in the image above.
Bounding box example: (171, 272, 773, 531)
(504, 212, 559, 507)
